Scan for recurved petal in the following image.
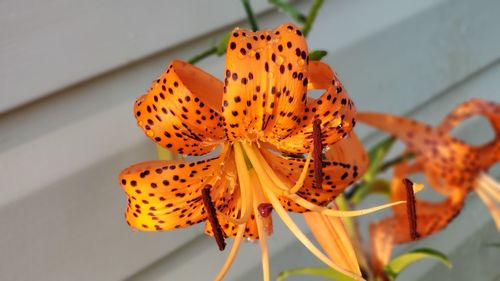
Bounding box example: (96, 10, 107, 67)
(222, 23, 309, 141)
(326, 132, 368, 178)
(118, 152, 231, 231)
(135, 60, 225, 156)
(273, 61, 356, 154)
(437, 99, 500, 164)
(357, 110, 496, 188)
(357, 112, 447, 158)
(437, 99, 500, 135)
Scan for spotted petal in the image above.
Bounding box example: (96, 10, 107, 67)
(222, 23, 309, 141)
(118, 152, 232, 231)
(273, 61, 356, 154)
(437, 99, 500, 165)
(135, 60, 225, 156)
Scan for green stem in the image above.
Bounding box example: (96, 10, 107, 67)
(188, 46, 217, 65)
(379, 152, 415, 172)
(269, 0, 307, 23)
(302, 0, 324, 37)
(241, 0, 259, 31)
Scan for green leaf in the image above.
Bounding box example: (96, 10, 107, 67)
(269, 0, 307, 23)
(309, 50, 328, 61)
(301, 0, 325, 37)
(349, 179, 390, 205)
(278, 267, 358, 281)
(378, 152, 415, 173)
(364, 137, 395, 182)
(216, 31, 232, 56)
(482, 243, 500, 248)
(384, 248, 452, 280)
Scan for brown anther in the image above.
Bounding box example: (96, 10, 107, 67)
(258, 203, 273, 217)
(201, 185, 226, 251)
(403, 178, 419, 240)
(312, 119, 324, 189)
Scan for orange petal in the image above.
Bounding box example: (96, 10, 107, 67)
(386, 195, 465, 244)
(304, 211, 362, 276)
(437, 99, 500, 165)
(357, 112, 443, 156)
(438, 99, 500, 135)
(222, 23, 309, 141)
(135, 60, 225, 156)
(326, 132, 368, 178)
(369, 220, 394, 275)
(118, 152, 231, 231)
(274, 61, 356, 153)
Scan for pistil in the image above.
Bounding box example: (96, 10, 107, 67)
(258, 203, 273, 217)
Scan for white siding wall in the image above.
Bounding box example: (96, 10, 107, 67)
(0, 0, 498, 280)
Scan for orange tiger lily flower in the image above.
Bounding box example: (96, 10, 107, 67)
(359, 99, 500, 274)
(119, 23, 401, 281)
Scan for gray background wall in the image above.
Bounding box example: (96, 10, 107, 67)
(1, 0, 499, 280)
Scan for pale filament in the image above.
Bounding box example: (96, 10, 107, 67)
(475, 172, 500, 230)
(243, 142, 364, 280)
(250, 169, 270, 281)
(244, 142, 420, 218)
(214, 224, 246, 281)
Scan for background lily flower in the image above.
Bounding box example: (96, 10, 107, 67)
(118, 23, 404, 281)
(358, 99, 500, 274)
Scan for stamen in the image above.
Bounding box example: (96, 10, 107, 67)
(214, 224, 246, 281)
(252, 178, 271, 281)
(477, 172, 500, 200)
(241, 143, 289, 194)
(250, 169, 274, 236)
(313, 119, 323, 189)
(258, 203, 273, 217)
(475, 173, 500, 230)
(288, 193, 407, 217)
(202, 185, 226, 251)
(224, 143, 254, 225)
(403, 178, 419, 240)
(242, 142, 312, 195)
